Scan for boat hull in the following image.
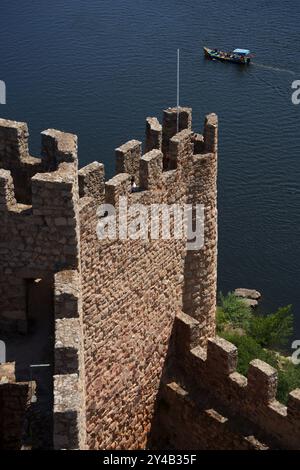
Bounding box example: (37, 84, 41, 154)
(203, 47, 251, 65)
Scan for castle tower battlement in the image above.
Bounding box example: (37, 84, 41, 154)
(81, 108, 218, 212)
(0, 106, 218, 450)
(139, 149, 163, 190)
(0, 120, 85, 449)
(78, 106, 218, 449)
(145, 117, 162, 154)
(0, 122, 80, 333)
(2, 105, 297, 452)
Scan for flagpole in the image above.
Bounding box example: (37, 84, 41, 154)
(177, 48, 180, 133)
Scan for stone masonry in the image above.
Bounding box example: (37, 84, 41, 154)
(0, 362, 35, 449)
(0, 107, 299, 450)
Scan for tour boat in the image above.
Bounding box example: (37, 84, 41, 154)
(203, 47, 252, 65)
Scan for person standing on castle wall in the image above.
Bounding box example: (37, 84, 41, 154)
(131, 176, 137, 192)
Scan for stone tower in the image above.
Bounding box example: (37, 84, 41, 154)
(0, 107, 299, 451)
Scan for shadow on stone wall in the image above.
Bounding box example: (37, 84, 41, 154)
(146, 321, 177, 449)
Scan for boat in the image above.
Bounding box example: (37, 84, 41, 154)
(203, 47, 252, 65)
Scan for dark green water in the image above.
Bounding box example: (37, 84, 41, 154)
(1, 0, 300, 338)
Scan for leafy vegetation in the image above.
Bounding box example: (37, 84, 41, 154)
(218, 292, 252, 330)
(277, 362, 300, 404)
(247, 305, 293, 349)
(217, 292, 300, 404)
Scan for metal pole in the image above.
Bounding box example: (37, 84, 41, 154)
(177, 48, 180, 133)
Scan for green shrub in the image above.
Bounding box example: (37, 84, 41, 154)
(247, 305, 293, 349)
(219, 292, 252, 330)
(220, 332, 300, 404)
(277, 362, 300, 404)
(216, 307, 227, 333)
(217, 293, 298, 404)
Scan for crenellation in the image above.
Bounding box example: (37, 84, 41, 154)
(159, 308, 300, 449)
(105, 172, 131, 206)
(145, 117, 162, 153)
(41, 129, 78, 168)
(247, 359, 278, 402)
(206, 337, 238, 375)
(53, 269, 86, 450)
(0, 169, 17, 210)
(55, 321, 80, 375)
(115, 139, 142, 185)
(192, 133, 205, 154)
(229, 371, 248, 389)
(174, 311, 200, 357)
(0, 126, 80, 333)
(0, 118, 29, 163)
(0, 119, 45, 204)
(151, 380, 269, 450)
(78, 161, 105, 205)
(162, 107, 192, 169)
(287, 389, 300, 423)
(31, 168, 75, 215)
(169, 129, 193, 170)
(1, 106, 299, 451)
(53, 375, 81, 449)
(204, 113, 218, 153)
(54, 270, 80, 319)
(139, 149, 163, 190)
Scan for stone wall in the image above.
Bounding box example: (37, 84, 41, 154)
(151, 382, 268, 450)
(0, 119, 85, 449)
(53, 269, 86, 449)
(150, 311, 300, 450)
(0, 119, 42, 204)
(0, 362, 35, 449)
(78, 161, 105, 206)
(79, 107, 218, 449)
(2, 106, 298, 451)
(0, 121, 80, 332)
(183, 114, 218, 344)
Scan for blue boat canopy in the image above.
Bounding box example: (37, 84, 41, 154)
(233, 48, 250, 55)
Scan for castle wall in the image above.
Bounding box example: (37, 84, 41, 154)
(0, 121, 85, 448)
(79, 176, 187, 450)
(1, 107, 300, 450)
(151, 382, 268, 450)
(183, 114, 218, 344)
(53, 270, 86, 449)
(0, 362, 35, 450)
(0, 119, 42, 204)
(151, 311, 300, 450)
(79, 108, 218, 449)
(78, 161, 105, 206)
(0, 124, 80, 332)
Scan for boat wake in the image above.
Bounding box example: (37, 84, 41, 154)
(248, 70, 292, 103)
(252, 62, 296, 75)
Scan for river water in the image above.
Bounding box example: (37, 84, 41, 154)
(1, 0, 300, 336)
